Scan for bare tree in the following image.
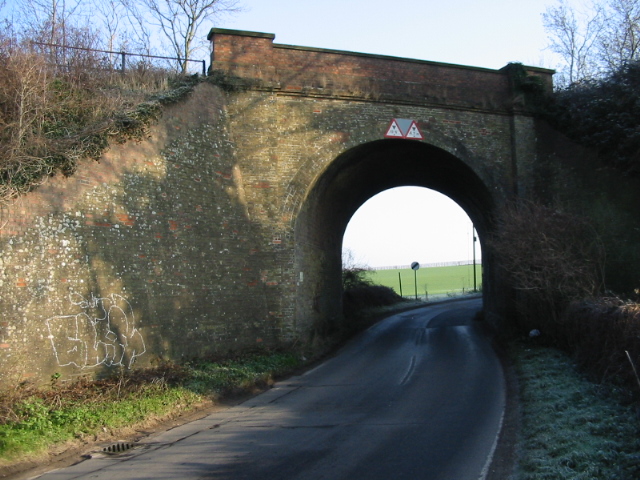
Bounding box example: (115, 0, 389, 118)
(543, 0, 604, 85)
(95, 0, 125, 53)
(598, 0, 640, 70)
(0, 0, 8, 20)
(123, 0, 241, 73)
(9, 0, 99, 73)
(17, 0, 84, 44)
(0, 30, 54, 200)
(544, 0, 640, 85)
(116, 0, 155, 59)
(93, 0, 151, 69)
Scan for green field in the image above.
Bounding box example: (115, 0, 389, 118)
(368, 264, 482, 299)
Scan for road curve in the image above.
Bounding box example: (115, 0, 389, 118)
(37, 297, 505, 480)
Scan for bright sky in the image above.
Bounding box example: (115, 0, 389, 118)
(223, 0, 558, 267)
(341, 187, 478, 268)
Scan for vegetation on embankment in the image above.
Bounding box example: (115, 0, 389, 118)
(490, 198, 640, 477)
(475, 174, 640, 477)
(544, 60, 640, 178)
(0, 31, 207, 204)
(491, 200, 640, 398)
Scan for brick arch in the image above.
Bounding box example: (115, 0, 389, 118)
(206, 27, 555, 342)
(293, 139, 503, 336)
(280, 120, 482, 234)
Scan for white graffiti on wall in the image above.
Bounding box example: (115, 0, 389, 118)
(46, 293, 146, 369)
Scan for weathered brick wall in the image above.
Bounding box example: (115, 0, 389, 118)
(225, 92, 529, 335)
(0, 84, 287, 385)
(1, 31, 557, 386)
(208, 28, 553, 111)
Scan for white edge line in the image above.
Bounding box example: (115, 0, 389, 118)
(478, 408, 505, 480)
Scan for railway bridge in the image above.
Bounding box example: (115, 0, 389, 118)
(205, 28, 554, 334)
(0, 29, 561, 382)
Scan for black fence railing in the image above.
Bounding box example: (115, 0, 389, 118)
(30, 41, 207, 75)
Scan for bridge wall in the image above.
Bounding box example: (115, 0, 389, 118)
(0, 84, 284, 384)
(208, 28, 552, 112)
(0, 31, 555, 385)
(209, 29, 551, 333)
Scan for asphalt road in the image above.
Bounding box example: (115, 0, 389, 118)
(36, 297, 505, 480)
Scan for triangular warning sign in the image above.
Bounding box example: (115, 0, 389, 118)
(405, 122, 423, 139)
(384, 118, 423, 140)
(384, 119, 404, 138)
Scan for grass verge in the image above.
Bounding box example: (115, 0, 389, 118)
(511, 340, 640, 479)
(0, 351, 302, 468)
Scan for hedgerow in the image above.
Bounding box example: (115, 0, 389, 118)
(491, 200, 640, 401)
(563, 298, 640, 395)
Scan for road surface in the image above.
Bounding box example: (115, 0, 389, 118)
(37, 297, 505, 480)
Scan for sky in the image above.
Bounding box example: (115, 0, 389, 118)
(221, 0, 559, 268)
(341, 188, 478, 268)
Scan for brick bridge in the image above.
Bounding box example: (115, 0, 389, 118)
(207, 28, 554, 332)
(0, 29, 558, 383)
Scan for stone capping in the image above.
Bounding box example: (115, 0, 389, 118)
(207, 27, 275, 41)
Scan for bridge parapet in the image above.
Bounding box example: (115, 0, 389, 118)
(208, 28, 553, 113)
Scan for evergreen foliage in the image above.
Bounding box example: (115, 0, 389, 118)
(547, 60, 640, 176)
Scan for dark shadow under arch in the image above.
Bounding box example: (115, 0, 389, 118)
(294, 139, 505, 337)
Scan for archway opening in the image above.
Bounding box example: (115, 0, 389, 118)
(342, 186, 482, 300)
(293, 139, 502, 337)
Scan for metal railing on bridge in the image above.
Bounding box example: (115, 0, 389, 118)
(30, 42, 207, 76)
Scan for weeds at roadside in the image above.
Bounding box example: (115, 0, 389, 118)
(0, 351, 302, 465)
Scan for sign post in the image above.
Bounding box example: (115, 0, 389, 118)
(410, 262, 420, 300)
(472, 226, 478, 292)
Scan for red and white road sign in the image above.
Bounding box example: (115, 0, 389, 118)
(384, 118, 423, 140)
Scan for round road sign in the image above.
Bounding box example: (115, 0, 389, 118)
(411, 262, 420, 271)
